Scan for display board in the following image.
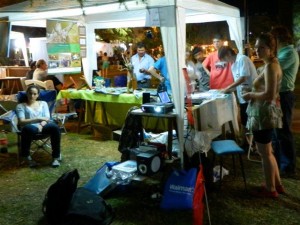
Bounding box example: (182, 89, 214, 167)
(46, 19, 81, 74)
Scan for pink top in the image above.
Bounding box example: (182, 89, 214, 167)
(202, 51, 234, 89)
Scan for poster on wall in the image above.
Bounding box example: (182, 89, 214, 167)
(46, 19, 81, 74)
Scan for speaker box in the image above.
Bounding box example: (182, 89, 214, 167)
(142, 92, 150, 104)
(136, 151, 162, 176)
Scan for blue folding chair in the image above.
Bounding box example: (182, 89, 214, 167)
(14, 90, 58, 165)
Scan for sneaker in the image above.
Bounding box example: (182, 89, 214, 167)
(22, 156, 38, 168)
(52, 158, 60, 168)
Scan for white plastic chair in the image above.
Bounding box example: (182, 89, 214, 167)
(24, 79, 55, 90)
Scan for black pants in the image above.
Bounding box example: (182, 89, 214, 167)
(274, 91, 296, 173)
(20, 122, 61, 158)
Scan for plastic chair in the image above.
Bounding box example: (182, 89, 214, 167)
(24, 79, 55, 90)
(20, 77, 27, 91)
(211, 120, 247, 190)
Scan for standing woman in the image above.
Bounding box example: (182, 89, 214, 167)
(242, 33, 284, 198)
(16, 85, 61, 168)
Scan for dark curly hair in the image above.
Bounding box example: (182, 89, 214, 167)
(270, 26, 293, 45)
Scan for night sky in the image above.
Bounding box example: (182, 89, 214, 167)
(220, 0, 278, 17)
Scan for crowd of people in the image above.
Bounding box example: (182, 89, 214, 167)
(128, 26, 298, 199)
(18, 26, 298, 197)
(200, 26, 298, 198)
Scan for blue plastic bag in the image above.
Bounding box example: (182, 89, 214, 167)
(84, 161, 119, 196)
(160, 168, 197, 210)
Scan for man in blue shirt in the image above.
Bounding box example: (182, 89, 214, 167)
(130, 42, 154, 89)
(148, 55, 172, 94)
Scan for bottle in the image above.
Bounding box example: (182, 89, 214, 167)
(0, 131, 8, 153)
(131, 72, 138, 91)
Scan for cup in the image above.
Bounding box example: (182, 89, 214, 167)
(105, 78, 111, 87)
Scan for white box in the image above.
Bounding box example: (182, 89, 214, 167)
(112, 160, 137, 174)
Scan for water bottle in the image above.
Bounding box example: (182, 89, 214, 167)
(0, 131, 8, 153)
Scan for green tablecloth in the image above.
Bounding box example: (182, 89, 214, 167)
(57, 89, 143, 127)
(57, 89, 142, 104)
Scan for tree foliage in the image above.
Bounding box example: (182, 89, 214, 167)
(95, 27, 163, 53)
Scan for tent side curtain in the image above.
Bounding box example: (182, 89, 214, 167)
(159, 5, 186, 165)
(226, 18, 243, 53)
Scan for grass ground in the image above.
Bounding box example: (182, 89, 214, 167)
(0, 120, 299, 225)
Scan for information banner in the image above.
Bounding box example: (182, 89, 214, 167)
(46, 20, 81, 74)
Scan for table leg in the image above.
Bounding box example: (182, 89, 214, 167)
(10, 80, 16, 95)
(77, 100, 92, 133)
(0, 81, 4, 95)
(167, 118, 173, 160)
(100, 102, 109, 126)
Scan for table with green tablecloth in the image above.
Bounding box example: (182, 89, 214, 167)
(57, 89, 144, 134)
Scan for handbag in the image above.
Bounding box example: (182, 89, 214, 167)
(160, 167, 197, 210)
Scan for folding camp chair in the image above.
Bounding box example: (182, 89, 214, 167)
(13, 90, 58, 165)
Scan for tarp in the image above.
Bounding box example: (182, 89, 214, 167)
(0, 0, 243, 166)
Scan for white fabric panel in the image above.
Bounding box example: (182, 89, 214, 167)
(226, 18, 243, 53)
(85, 24, 97, 86)
(159, 5, 186, 165)
(29, 38, 48, 63)
(177, 0, 240, 17)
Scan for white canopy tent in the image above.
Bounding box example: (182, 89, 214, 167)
(0, 0, 243, 165)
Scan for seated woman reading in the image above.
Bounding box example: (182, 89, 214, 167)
(16, 85, 61, 168)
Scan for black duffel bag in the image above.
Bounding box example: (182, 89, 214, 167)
(64, 187, 114, 225)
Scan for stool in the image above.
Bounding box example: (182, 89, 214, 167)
(211, 121, 247, 190)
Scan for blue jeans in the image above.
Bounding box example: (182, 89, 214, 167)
(20, 122, 61, 158)
(274, 91, 296, 173)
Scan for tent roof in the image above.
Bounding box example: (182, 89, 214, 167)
(0, 0, 240, 25)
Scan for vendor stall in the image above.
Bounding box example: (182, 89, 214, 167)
(1, 0, 243, 166)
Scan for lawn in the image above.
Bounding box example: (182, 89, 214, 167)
(0, 122, 299, 225)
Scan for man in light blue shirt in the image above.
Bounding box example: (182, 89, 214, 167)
(130, 42, 154, 88)
(148, 56, 172, 94)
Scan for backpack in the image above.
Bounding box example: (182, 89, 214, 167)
(118, 106, 144, 161)
(64, 187, 115, 225)
(42, 169, 80, 224)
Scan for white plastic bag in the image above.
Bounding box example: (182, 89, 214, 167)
(213, 165, 229, 182)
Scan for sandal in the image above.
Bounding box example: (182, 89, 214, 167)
(251, 187, 279, 199)
(261, 183, 285, 194)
